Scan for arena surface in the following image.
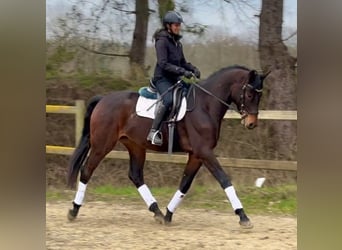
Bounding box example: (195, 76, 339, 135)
(46, 201, 296, 250)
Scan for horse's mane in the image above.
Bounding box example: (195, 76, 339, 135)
(203, 65, 250, 84)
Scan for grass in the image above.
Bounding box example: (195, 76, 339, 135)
(46, 184, 296, 216)
(46, 190, 66, 200)
(238, 185, 297, 215)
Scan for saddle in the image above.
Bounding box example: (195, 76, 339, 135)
(137, 79, 194, 154)
(139, 79, 188, 117)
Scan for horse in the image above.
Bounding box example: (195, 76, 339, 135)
(66, 65, 270, 229)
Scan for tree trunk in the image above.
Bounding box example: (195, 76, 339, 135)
(129, 0, 149, 80)
(258, 0, 297, 160)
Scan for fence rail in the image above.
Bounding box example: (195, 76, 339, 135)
(46, 100, 297, 171)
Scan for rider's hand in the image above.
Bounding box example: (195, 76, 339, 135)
(183, 70, 193, 79)
(193, 68, 201, 79)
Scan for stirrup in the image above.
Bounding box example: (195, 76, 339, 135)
(152, 132, 163, 146)
(148, 130, 163, 146)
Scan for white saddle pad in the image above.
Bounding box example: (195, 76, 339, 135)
(136, 96, 187, 121)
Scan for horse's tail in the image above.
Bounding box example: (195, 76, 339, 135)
(67, 95, 102, 188)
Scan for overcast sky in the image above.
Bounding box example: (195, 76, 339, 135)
(46, 0, 297, 45)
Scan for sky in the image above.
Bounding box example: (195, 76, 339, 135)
(191, 0, 296, 29)
(46, 0, 297, 45)
(189, 0, 296, 40)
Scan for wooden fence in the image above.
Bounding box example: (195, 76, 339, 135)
(46, 100, 297, 171)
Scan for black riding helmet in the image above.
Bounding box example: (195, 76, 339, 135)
(163, 11, 183, 25)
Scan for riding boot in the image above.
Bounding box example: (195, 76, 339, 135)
(147, 103, 168, 146)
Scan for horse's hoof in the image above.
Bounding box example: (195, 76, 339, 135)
(154, 213, 165, 224)
(164, 208, 173, 226)
(67, 209, 77, 221)
(239, 220, 253, 229)
(164, 218, 172, 226)
(164, 215, 172, 226)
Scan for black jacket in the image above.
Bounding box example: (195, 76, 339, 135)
(153, 30, 197, 82)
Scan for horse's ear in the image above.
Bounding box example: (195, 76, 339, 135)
(248, 70, 257, 83)
(261, 70, 271, 81)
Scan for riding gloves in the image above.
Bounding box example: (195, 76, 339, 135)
(193, 68, 201, 79)
(183, 70, 193, 79)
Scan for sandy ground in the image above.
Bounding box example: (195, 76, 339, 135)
(46, 201, 296, 250)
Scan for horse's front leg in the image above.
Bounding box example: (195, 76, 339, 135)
(200, 151, 253, 229)
(164, 153, 202, 224)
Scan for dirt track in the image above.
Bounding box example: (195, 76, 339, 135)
(46, 201, 296, 250)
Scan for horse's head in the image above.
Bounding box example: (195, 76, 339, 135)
(232, 70, 271, 129)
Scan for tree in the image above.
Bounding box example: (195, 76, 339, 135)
(258, 0, 297, 160)
(57, 0, 151, 81)
(156, 0, 206, 35)
(129, 0, 150, 79)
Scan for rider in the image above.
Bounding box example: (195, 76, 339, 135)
(147, 10, 201, 146)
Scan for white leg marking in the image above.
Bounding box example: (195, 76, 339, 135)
(167, 190, 186, 213)
(74, 181, 87, 205)
(224, 186, 243, 210)
(137, 184, 157, 207)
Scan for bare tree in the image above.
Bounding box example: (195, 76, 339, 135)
(129, 0, 150, 79)
(258, 0, 297, 160)
(156, 0, 206, 35)
(56, 0, 151, 80)
(221, 0, 297, 159)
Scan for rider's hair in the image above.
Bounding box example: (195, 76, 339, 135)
(152, 27, 167, 42)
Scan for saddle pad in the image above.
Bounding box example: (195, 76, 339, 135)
(136, 96, 187, 121)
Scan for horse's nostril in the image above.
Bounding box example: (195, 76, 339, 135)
(247, 123, 255, 129)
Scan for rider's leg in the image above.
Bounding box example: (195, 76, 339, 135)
(147, 78, 173, 145)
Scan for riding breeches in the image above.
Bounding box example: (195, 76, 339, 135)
(154, 77, 174, 109)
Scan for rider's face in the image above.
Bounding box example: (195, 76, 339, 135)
(169, 23, 181, 35)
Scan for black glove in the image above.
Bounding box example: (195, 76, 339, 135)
(183, 70, 193, 79)
(193, 68, 201, 79)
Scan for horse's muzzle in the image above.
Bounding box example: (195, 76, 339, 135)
(242, 114, 258, 129)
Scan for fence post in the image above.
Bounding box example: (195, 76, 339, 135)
(75, 100, 85, 146)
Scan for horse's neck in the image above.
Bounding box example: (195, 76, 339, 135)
(199, 79, 232, 122)
(201, 72, 233, 99)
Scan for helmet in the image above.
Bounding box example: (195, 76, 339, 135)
(163, 11, 183, 25)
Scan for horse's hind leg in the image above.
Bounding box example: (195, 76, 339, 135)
(121, 139, 165, 224)
(68, 148, 109, 221)
(164, 153, 202, 224)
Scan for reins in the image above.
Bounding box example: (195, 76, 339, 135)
(144, 73, 253, 118)
(191, 78, 233, 109)
(191, 74, 248, 117)
(146, 79, 183, 111)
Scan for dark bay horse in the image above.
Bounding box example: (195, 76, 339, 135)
(67, 65, 270, 229)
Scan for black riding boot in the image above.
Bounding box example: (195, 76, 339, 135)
(147, 103, 168, 146)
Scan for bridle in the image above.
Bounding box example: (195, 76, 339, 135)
(239, 82, 263, 118)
